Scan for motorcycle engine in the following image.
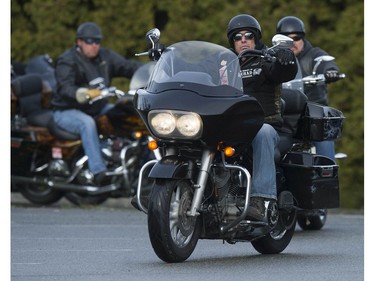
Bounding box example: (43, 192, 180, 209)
(48, 159, 70, 177)
(212, 168, 246, 218)
(213, 168, 245, 198)
(212, 167, 231, 200)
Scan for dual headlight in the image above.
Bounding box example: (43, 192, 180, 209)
(148, 110, 203, 139)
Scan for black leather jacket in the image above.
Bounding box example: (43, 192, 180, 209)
(297, 39, 339, 105)
(52, 46, 143, 116)
(238, 43, 297, 127)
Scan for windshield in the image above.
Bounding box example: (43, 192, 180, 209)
(147, 41, 243, 96)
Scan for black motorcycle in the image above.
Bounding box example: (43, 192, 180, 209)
(133, 29, 344, 263)
(281, 55, 346, 230)
(11, 57, 157, 206)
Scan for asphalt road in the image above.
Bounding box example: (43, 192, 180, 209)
(10, 193, 365, 281)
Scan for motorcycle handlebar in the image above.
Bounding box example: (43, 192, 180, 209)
(135, 51, 148, 57)
(302, 73, 346, 85)
(238, 48, 277, 63)
(89, 87, 125, 104)
(136, 46, 164, 61)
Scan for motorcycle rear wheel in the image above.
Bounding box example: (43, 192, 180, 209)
(251, 209, 296, 254)
(147, 179, 201, 263)
(297, 209, 327, 230)
(18, 183, 64, 205)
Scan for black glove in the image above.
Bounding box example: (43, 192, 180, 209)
(324, 69, 340, 83)
(275, 48, 295, 65)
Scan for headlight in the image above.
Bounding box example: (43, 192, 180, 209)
(176, 114, 202, 137)
(148, 110, 202, 139)
(150, 112, 176, 135)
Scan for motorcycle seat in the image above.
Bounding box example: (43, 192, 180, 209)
(11, 73, 79, 140)
(11, 73, 45, 118)
(274, 89, 309, 163)
(275, 134, 295, 162)
(279, 88, 308, 136)
(47, 117, 80, 140)
(26, 109, 53, 127)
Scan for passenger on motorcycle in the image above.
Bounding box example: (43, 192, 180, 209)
(227, 14, 297, 220)
(51, 22, 143, 186)
(276, 16, 341, 161)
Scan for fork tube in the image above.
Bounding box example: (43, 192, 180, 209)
(187, 149, 215, 217)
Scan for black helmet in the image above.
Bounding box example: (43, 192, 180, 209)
(227, 14, 262, 47)
(276, 16, 305, 35)
(76, 22, 103, 39)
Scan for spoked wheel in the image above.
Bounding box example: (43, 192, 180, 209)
(17, 183, 64, 205)
(251, 207, 296, 254)
(297, 209, 327, 230)
(147, 179, 202, 263)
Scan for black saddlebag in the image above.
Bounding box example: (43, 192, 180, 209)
(280, 152, 339, 209)
(296, 102, 344, 141)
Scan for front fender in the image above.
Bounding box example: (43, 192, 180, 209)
(149, 155, 198, 179)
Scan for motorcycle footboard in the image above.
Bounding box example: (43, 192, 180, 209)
(280, 152, 339, 209)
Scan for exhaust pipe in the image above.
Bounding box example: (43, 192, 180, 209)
(11, 175, 119, 195)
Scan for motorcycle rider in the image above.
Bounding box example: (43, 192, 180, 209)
(51, 22, 143, 186)
(226, 14, 297, 220)
(276, 16, 341, 161)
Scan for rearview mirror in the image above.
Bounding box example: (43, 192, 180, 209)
(312, 55, 336, 75)
(271, 34, 293, 49)
(145, 28, 160, 44)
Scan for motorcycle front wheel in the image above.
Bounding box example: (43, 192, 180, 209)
(147, 179, 202, 263)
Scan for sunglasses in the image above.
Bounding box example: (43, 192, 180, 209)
(82, 38, 101, 45)
(233, 32, 255, 41)
(289, 35, 303, 42)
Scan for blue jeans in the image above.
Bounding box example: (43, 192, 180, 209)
(251, 124, 279, 200)
(53, 104, 113, 175)
(314, 140, 336, 163)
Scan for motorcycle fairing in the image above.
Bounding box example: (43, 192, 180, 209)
(135, 88, 264, 146)
(134, 40, 265, 146)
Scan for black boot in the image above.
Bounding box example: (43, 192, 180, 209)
(246, 197, 266, 221)
(93, 170, 111, 186)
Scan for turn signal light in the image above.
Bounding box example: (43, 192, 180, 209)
(148, 140, 158, 150)
(224, 146, 235, 157)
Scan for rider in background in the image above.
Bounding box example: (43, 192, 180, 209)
(276, 16, 342, 161)
(51, 22, 143, 186)
(226, 14, 297, 220)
